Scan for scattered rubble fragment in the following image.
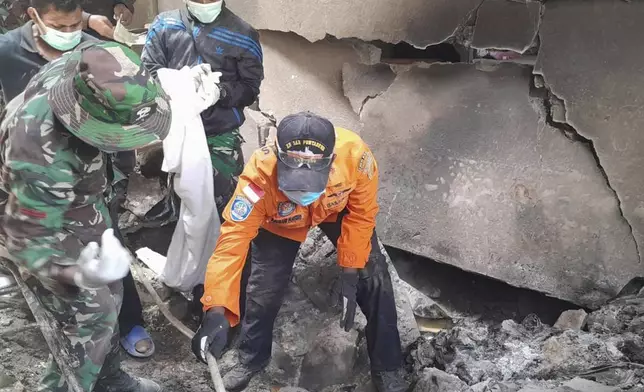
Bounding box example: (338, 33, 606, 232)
(553, 309, 588, 331)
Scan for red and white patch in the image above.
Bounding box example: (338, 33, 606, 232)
(243, 182, 265, 204)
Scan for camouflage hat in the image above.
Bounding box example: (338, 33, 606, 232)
(48, 41, 171, 152)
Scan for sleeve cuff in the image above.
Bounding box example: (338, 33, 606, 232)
(337, 250, 368, 269)
(201, 290, 241, 327)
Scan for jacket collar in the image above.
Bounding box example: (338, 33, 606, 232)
(19, 21, 38, 53)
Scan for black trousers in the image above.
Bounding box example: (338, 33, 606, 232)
(107, 153, 145, 336)
(237, 213, 403, 372)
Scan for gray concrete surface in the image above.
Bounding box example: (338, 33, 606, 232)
(471, 0, 541, 53)
(342, 63, 396, 116)
(535, 0, 644, 265)
(358, 63, 640, 308)
(252, 31, 363, 133)
(226, 0, 483, 47)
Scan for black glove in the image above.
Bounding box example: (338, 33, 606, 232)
(191, 309, 230, 363)
(340, 270, 358, 332)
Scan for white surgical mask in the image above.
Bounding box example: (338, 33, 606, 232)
(34, 11, 82, 52)
(184, 0, 223, 24)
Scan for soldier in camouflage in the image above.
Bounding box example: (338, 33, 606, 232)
(0, 41, 170, 392)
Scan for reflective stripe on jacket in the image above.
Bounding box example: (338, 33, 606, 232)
(202, 127, 380, 326)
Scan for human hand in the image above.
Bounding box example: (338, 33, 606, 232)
(88, 14, 114, 39)
(191, 308, 230, 363)
(73, 229, 131, 289)
(340, 268, 358, 331)
(189, 64, 223, 111)
(114, 3, 134, 26)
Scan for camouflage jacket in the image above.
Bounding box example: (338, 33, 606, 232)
(0, 56, 111, 275)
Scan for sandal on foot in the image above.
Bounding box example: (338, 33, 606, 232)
(121, 325, 155, 358)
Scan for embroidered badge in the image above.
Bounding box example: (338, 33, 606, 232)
(230, 196, 254, 222)
(358, 151, 375, 179)
(277, 201, 296, 217)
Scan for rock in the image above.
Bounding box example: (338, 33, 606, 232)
(279, 389, 310, 392)
(553, 310, 588, 331)
(471, 0, 542, 53)
(0, 373, 16, 389)
(535, 0, 644, 265)
(298, 322, 358, 391)
(225, 0, 482, 48)
(562, 377, 619, 392)
(413, 367, 468, 392)
(124, 173, 165, 218)
(517, 384, 557, 392)
(361, 62, 640, 308)
(539, 331, 624, 378)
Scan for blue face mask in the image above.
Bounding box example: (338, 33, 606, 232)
(282, 190, 324, 207)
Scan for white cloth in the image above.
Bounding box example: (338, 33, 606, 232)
(157, 67, 221, 292)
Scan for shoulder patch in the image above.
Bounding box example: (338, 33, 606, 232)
(358, 150, 375, 179)
(242, 182, 265, 204)
(230, 195, 254, 222)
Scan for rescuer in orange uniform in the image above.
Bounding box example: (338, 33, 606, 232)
(191, 112, 409, 392)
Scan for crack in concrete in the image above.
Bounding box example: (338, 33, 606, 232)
(537, 80, 642, 264)
(358, 91, 386, 117)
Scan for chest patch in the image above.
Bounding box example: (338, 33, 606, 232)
(277, 201, 296, 217)
(230, 195, 253, 222)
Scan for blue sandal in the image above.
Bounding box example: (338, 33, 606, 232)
(120, 325, 155, 358)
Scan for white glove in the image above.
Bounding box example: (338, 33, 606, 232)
(74, 229, 132, 289)
(189, 64, 223, 112)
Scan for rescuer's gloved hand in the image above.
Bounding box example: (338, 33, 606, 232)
(73, 229, 132, 289)
(340, 268, 358, 332)
(189, 64, 223, 111)
(191, 308, 230, 363)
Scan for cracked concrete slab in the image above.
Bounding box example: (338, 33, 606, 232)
(226, 0, 483, 48)
(341, 63, 396, 116)
(252, 31, 362, 134)
(471, 0, 542, 53)
(360, 63, 640, 308)
(535, 0, 644, 264)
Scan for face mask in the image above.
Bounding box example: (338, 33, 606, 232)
(185, 0, 223, 24)
(282, 190, 325, 207)
(34, 11, 81, 51)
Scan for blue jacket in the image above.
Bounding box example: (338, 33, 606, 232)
(142, 6, 264, 136)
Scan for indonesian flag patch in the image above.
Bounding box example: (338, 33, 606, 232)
(243, 182, 265, 204)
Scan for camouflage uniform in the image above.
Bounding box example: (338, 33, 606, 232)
(207, 130, 246, 215)
(0, 42, 169, 391)
(0, 0, 29, 33)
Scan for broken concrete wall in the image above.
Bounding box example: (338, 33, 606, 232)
(227, 0, 483, 48)
(250, 31, 363, 133)
(150, 0, 644, 308)
(534, 0, 644, 266)
(357, 63, 639, 308)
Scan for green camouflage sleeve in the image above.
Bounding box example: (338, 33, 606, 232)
(4, 155, 85, 274)
(1, 99, 110, 276)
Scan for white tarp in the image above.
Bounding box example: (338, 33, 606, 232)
(156, 67, 220, 292)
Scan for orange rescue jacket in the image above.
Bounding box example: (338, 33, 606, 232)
(201, 127, 380, 326)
